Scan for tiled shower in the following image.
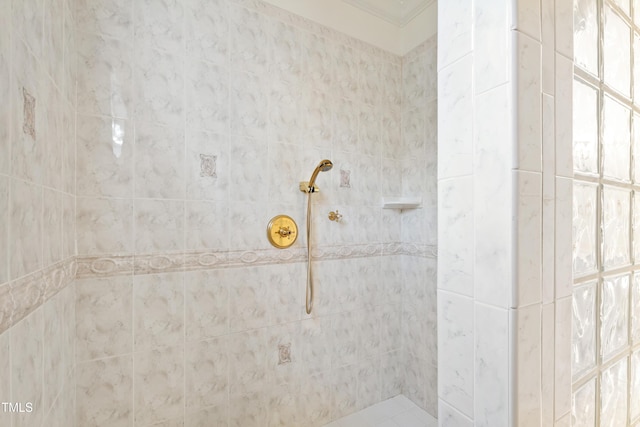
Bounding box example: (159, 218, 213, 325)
(3, 0, 640, 426)
(0, 0, 437, 426)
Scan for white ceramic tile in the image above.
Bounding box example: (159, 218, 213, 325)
(555, 177, 573, 299)
(11, 308, 43, 427)
(541, 0, 555, 94)
(0, 331, 10, 427)
(555, 0, 574, 58)
(134, 47, 184, 127)
(473, 83, 512, 307)
(0, 176, 8, 284)
(76, 115, 133, 198)
(11, 40, 43, 185)
(438, 177, 473, 296)
(555, 53, 574, 178)
(0, 11, 9, 177)
(76, 33, 133, 119)
(134, 0, 183, 53)
(76, 197, 133, 255)
(185, 336, 228, 410)
(515, 32, 542, 173)
(76, 356, 133, 427)
(229, 3, 269, 75)
(134, 272, 184, 351)
(541, 303, 555, 427)
(76, 0, 132, 39)
(134, 122, 185, 199)
(475, 304, 509, 427)
(186, 57, 229, 135)
(227, 329, 267, 398)
(438, 56, 473, 179)
(474, 0, 509, 93)
(76, 276, 133, 361)
(229, 70, 268, 139)
(229, 136, 268, 203)
(515, 171, 542, 307)
(134, 346, 185, 426)
(185, 0, 228, 65)
(438, 291, 473, 418)
(134, 199, 184, 253)
(437, 0, 472, 69)
(438, 399, 473, 427)
(10, 178, 42, 279)
(515, 305, 542, 426)
(555, 297, 572, 419)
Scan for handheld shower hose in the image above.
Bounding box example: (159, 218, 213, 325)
(300, 160, 333, 314)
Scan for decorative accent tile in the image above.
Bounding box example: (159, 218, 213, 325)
(199, 154, 217, 177)
(0, 257, 76, 335)
(340, 169, 351, 188)
(22, 88, 36, 139)
(278, 343, 292, 365)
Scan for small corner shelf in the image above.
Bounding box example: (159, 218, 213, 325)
(382, 197, 422, 210)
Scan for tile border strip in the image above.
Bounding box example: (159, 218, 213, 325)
(75, 242, 437, 278)
(0, 243, 436, 335)
(0, 257, 77, 335)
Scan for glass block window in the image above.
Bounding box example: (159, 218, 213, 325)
(573, 1, 640, 425)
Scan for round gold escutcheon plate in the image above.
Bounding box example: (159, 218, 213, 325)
(267, 215, 298, 249)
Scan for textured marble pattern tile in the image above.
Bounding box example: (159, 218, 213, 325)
(134, 346, 184, 426)
(76, 115, 133, 197)
(134, 122, 185, 199)
(76, 276, 133, 361)
(134, 272, 184, 351)
(10, 178, 42, 280)
(76, 356, 133, 427)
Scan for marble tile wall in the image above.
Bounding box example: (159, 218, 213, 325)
(437, 0, 573, 425)
(572, 1, 640, 425)
(400, 39, 438, 417)
(0, 0, 78, 426)
(72, 0, 439, 425)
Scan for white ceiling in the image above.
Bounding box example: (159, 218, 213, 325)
(342, 0, 435, 26)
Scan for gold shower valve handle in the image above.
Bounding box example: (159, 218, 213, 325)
(267, 215, 298, 249)
(278, 226, 292, 237)
(328, 210, 342, 222)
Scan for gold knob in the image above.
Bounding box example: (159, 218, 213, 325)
(328, 210, 342, 222)
(267, 215, 298, 249)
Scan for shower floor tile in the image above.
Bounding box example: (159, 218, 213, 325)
(322, 395, 438, 427)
